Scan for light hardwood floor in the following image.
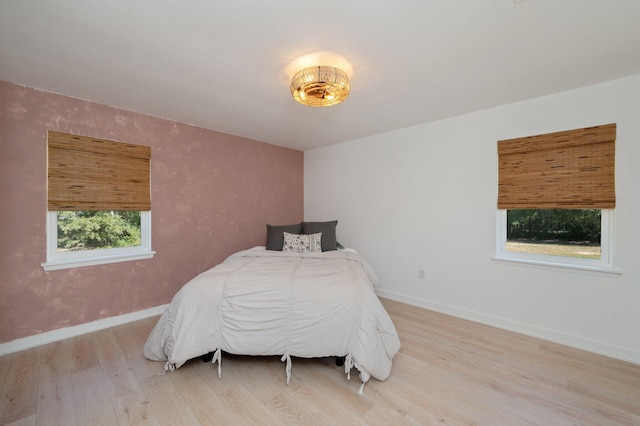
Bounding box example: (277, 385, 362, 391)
(1, 298, 639, 425)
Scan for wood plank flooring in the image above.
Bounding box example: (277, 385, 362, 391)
(1, 298, 639, 425)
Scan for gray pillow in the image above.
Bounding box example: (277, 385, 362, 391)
(266, 223, 302, 251)
(302, 220, 338, 252)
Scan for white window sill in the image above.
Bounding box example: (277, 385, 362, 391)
(42, 250, 155, 271)
(492, 256, 621, 276)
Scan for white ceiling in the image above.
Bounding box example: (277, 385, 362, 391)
(1, 1, 640, 151)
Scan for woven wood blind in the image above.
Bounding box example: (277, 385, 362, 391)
(47, 131, 151, 211)
(497, 123, 616, 209)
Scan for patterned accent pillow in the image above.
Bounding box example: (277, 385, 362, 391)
(282, 232, 322, 253)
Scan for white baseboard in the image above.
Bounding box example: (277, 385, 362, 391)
(376, 289, 640, 366)
(0, 304, 168, 356)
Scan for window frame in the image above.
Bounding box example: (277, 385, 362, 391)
(495, 209, 617, 273)
(42, 210, 155, 271)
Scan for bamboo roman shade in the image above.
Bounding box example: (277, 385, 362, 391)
(47, 131, 151, 211)
(497, 123, 616, 209)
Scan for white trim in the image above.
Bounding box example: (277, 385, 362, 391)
(495, 209, 618, 273)
(376, 289, 640, 366)
(0, 304, 168, 356)
(42, 251, 156, 271)
(491, 256, 621, 275)
(42, 211, 154, 271)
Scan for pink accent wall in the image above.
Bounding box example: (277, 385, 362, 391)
(0, 80, 303, 343)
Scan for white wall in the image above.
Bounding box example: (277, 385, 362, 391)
(305, 74, 640, 364)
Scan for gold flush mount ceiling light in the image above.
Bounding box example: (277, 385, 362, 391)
(290, 65, 350, 107)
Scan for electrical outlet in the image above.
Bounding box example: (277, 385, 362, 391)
(418, 269, 425, 280)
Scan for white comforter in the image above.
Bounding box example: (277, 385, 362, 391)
(144, 247, 400, 388)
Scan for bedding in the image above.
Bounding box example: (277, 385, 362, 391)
(282, 232, 322, 253)
(266, 223, 302, 251)
(143, 246, 400, 392)
(302, 220, 338, 251)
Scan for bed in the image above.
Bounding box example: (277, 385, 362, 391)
(143, 222, 401, 392)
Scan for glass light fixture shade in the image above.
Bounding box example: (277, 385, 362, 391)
(290, 66, 350, 107)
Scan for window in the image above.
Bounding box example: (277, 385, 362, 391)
(56, 211, 143, 251)
(496, 209, 614, 270)
(495, 124, 617, 272)
(42, 132, 154, 271)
